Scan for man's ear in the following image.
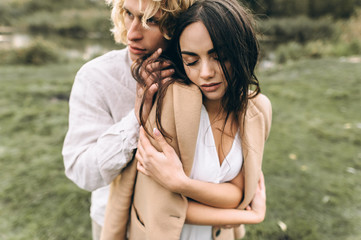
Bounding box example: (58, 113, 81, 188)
(162, 29, 171, 40)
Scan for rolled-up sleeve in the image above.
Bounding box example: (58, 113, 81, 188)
(96, 109, 139, 184)
(62, 62, 138, 191)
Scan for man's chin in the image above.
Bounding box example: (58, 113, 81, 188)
(129, 51, 145, 62)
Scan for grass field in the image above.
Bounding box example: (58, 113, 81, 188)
(0, 57, 360, 239)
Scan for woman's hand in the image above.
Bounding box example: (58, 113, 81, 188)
(136, 127, 188, 192)
(246, 171, 266, 222)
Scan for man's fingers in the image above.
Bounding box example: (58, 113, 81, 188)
(148, 48, 162, 61)
(136, 83, 144, 97)
(160, 69, 174, 79)
(141, 49, 173, 87)
(144, 83, 158, 101)
(142, 67, 173, 87)
(145, 61, 172, 72)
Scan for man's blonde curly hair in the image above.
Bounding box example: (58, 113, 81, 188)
(105, 0, 195, 44)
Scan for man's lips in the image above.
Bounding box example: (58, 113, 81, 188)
(200, 82, 222, 92)
(129, 45, 146, 55)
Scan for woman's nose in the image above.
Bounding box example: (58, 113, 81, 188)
(199, 60, 216, 80)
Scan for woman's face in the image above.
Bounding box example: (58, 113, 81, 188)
(179, 21, 230, 104)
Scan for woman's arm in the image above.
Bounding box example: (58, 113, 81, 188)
(179, 170, 243, 209)
(136, 127, 243, 208)
(185, 172, 266, 225)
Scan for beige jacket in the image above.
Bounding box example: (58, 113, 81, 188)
(101, 82, 272, 240)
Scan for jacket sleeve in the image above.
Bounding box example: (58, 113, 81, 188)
(238, 93, 272, 210)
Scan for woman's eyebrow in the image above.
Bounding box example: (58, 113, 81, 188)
(181, 51, 197, 56)
(181, 49, 215, 56)
(207, 49, 216, 54)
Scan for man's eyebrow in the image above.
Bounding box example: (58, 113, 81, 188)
(123, 6, 143, 18)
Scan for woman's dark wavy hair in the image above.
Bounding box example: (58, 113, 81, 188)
(133, 0, 260, 138)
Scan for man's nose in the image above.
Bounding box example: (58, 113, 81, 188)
(127, 18, 143, 41)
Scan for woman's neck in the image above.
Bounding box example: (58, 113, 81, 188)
(204, 98, 238, 166)
(203, 99, 223, 120)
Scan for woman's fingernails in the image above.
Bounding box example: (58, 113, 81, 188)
(153, 128, 160, 136)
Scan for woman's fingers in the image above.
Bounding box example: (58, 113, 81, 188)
(137, 160, 147, 175)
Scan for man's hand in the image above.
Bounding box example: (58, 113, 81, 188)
(136, 127, 187, 192)
(134, 48, 174, 124)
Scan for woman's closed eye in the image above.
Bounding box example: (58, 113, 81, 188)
(182, 55, 199, 66)
(184, 59, 198, 66)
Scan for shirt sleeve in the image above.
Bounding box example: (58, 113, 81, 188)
(62, 67, 139, 192)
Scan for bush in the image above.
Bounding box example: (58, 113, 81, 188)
(55, 9, 111, 38)
(273, 40, 361, 63)
(337, 9, 361, 43)
(246, 0, 356, 18)
(274, 42, 305, 63)
(259, 15, 336, 44)
(0, 38, 62, 65)
(18, 9, 111, 38)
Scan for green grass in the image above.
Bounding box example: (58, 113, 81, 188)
(0, 62, 91, 240)
(248, 58, 361, 240)
(0, 57, 360, 239)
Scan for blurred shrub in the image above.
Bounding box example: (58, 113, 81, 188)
(246, 0, 356, 18)
(18, 9, 111, 38)
(274, 42, 305, 63)
(56, 9, 111, 38)
(259, 16, 336, 44)
(0, 2, 11, 25)
(327, 40, 361, 56)
(337, 9, 361, 43)
(1, 0, 111, 33)
(274, 40, 361, 63)
(308, 0, 356, 18)
(0, 38, 62, 65)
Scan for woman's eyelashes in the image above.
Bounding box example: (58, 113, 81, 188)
(183, 55, 220, 67)
(184, 59, 198, 66)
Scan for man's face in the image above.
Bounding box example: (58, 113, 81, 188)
(123, 0, 168, 61)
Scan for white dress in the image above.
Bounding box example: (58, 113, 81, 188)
(180, 105, 243, 240)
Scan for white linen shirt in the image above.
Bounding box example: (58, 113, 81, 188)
(62, 48, 139, 225)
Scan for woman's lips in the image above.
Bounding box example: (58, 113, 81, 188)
(201, 82, 222, 92)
